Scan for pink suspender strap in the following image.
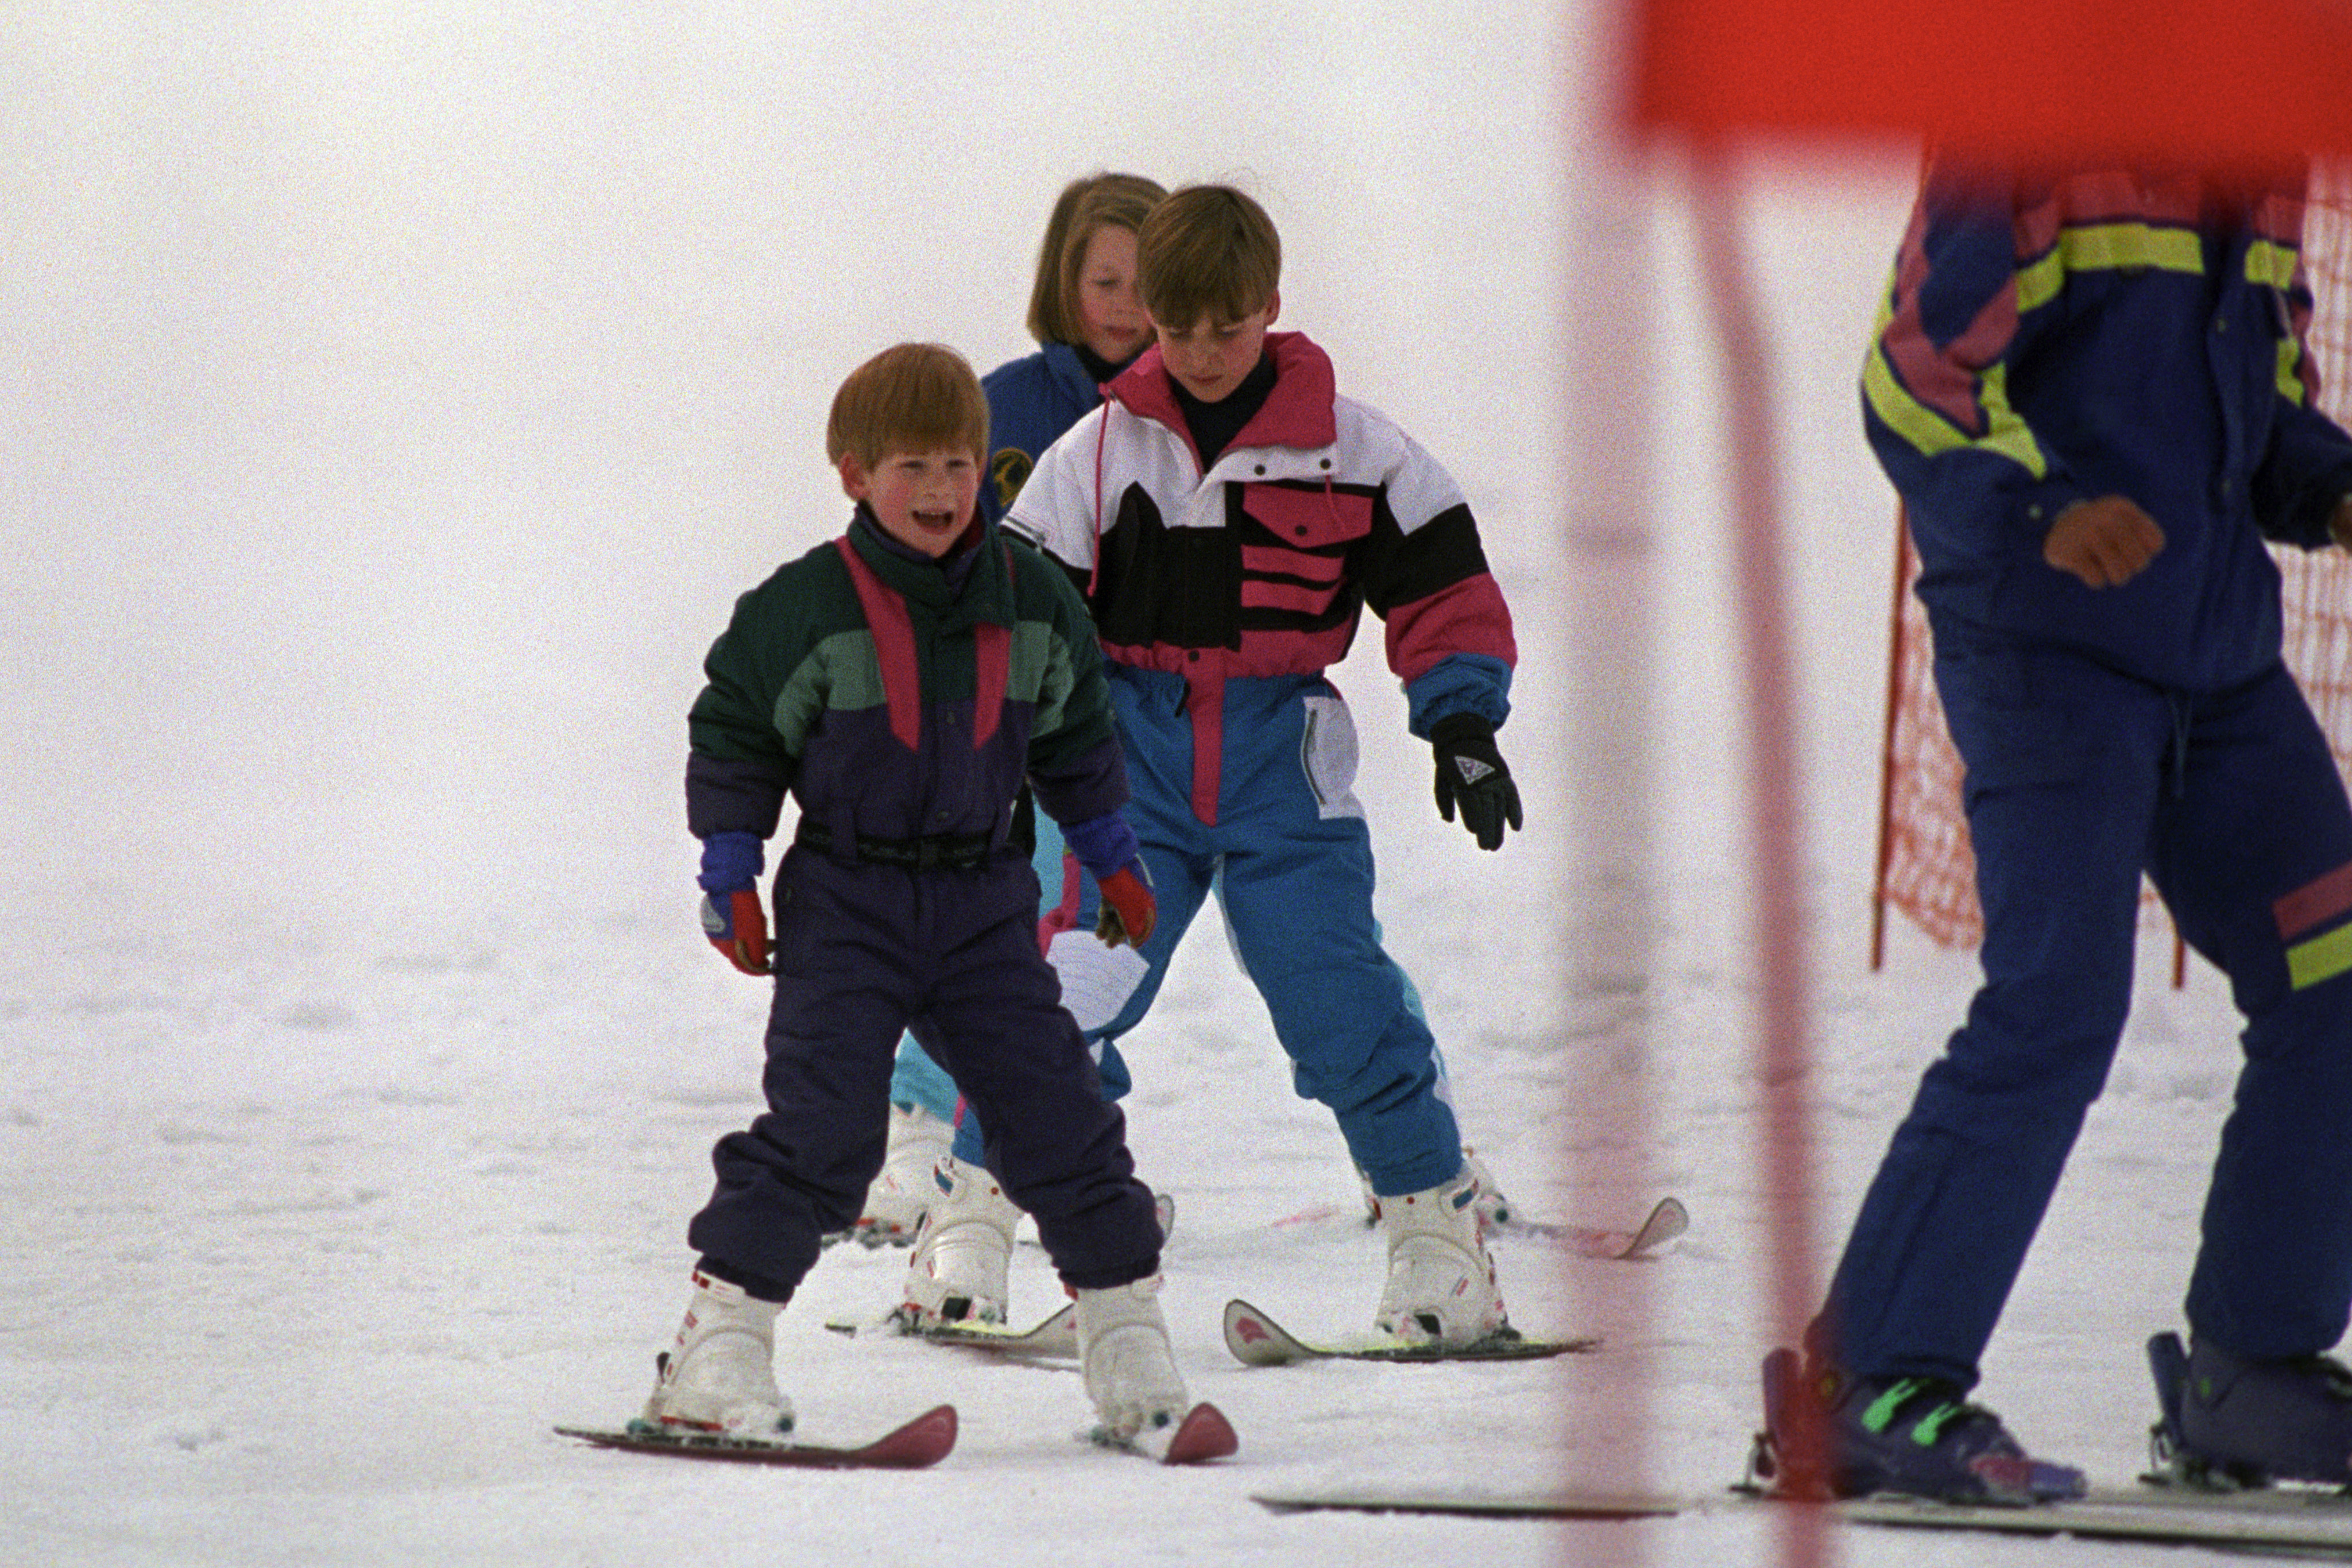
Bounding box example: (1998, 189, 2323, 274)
(835, 535, 1012, 754)
(834, 537, 923, 752)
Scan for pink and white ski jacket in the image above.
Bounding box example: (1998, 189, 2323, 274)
(1002, 331, 1516, 820)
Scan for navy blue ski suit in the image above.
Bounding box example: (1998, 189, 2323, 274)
(680, 513, 1162, 1303)
(1824, 160, 2352, 1385)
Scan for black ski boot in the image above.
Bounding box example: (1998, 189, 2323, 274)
(1753, 1346, 2086, 1505)
(2149, 1330, 2352, 1488)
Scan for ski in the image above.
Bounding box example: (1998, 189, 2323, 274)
(1827, 1485, 2352, 1557)
(1254, 1486, 1679, 1520)
(1252, 1483, 2352, 1559)
(1221, 1298, 1597, 1366)
(1495, 1195, 1688, 1260)
(1088, 1401, 1240, 1465)
(825, 1301, 1078, 1359)
(1271, 1194, 1688, 1261)
(555, 1404, 957, 1470)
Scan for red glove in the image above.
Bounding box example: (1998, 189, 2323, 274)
(1095, 860, 1156, 949)
(701, 889, 770, 975)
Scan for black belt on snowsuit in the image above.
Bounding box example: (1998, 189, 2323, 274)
(794, 819, 997, 872)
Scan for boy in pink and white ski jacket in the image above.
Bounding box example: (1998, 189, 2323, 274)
(1004, 185, 1521, 1345)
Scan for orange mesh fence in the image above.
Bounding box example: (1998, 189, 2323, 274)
(1874, 161, 2352, 959)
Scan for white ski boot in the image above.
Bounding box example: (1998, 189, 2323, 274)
(1074, 1275, 1190, 1441)
(1374, 1167, 1509, 1346)
(1360, 1145, 1514, 1229)
(899, 1157, 1021, 1327)
(849, 1101, 953, 1247)
(640, 1270, 794, 1436)
(1460, 1147, 1512, 1227)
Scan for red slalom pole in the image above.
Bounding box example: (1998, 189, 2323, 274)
(1687, 144, 1835, 1568)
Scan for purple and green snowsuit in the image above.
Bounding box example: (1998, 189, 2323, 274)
(681, 511, 1160, 1302)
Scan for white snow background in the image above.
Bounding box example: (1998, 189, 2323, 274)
(0, 3, 2285, 1565)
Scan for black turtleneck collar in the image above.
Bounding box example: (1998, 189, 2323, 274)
(1072, 343, 1132, 385)
(1170, 351, 1278, 472)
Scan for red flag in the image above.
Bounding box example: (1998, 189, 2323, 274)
(1631, 0, 2352, 164)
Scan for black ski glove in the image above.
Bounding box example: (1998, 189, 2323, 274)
(1430, 713, 1522, 851)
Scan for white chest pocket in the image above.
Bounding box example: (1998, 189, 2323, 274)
(1299, 692, 1366, 822)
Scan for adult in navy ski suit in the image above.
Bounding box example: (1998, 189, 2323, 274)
(1823, 159, 2352, 1392)
(1006, 328, 1519, 1198)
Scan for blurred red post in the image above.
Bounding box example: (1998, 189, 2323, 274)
(1634, 0, 2352, 168)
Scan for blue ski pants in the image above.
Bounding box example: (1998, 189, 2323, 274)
(1818, 638, 2352, 1387)
(1066, 666, 1464, 1197)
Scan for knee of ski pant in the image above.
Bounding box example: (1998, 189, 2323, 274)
(1283, 1004, 1442, 1112)
(1239, 932, 1421, 1070)
(945, 1016, 1126, 1182)
(1918, 972, 2130, 1118)
(1258, 965, 1410, 1056)
(1909, 1053, 2109, 1141)
(2238, 957, 2352, 1067)
(1289, 1048, 1417, 1118)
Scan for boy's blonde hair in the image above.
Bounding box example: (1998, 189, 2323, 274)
(1137, 184, 1281, 331)
(1026, 171, 1167, 347)
(825, 343, 989, 470)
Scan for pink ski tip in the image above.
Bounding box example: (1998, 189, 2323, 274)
(888, 1404, 959, 1464)
(1163, 1401, 1239, 1465)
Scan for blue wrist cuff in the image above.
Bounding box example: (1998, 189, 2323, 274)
(1405, 653, 1512, 740)
(1059, 810, 1139, 882)
(697, 830, 765, 893)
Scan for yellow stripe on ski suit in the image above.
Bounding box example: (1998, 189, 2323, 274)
(1867, 222, 2212, 482)
(1863, 292, 2049, 478)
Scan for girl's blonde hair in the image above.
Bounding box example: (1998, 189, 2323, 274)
(1025, 172, 1168, 347)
